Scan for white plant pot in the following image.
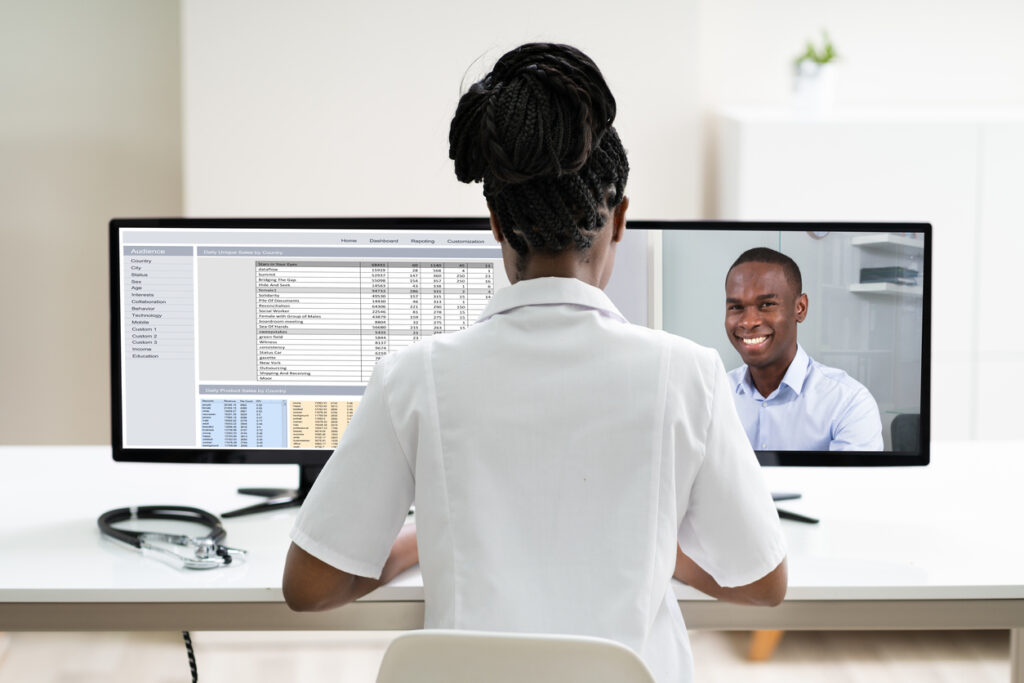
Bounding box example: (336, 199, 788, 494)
(793, 61, 838, 114)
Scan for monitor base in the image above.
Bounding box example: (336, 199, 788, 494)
(222, 464, 324, 519)
(772, 492, 819, 525)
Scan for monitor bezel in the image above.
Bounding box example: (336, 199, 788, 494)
(110, 218, 931, 468)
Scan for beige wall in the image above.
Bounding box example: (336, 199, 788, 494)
(0, 1, 182, 444)
(181, 0, 702, 220)
(183, 0, 1024, 227)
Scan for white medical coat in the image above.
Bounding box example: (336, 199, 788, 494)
(291, 276, 786, 682)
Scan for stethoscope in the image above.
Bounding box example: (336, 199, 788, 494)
(98, 505, 247, 570)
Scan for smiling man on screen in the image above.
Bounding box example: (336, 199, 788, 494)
(724, 247, 883, 452)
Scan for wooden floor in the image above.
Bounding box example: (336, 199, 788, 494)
(0, 629, 1010, 682)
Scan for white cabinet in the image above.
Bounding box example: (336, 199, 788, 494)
(716, 109, 1024, 440)
(974, 122, 1024, 439)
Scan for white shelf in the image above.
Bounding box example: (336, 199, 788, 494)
(718, 107, 1024, 124)
(851, 234, 925, 252)
(849, 282, 923, 297)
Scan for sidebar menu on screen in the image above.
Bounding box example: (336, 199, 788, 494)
(122, 245, 197, 446)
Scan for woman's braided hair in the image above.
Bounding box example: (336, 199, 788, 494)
(449, 43, 629, 258)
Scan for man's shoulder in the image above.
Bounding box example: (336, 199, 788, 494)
(725, 363, 746, 381)
(806, 356, 873, 398)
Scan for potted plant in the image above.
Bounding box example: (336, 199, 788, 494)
(793, 30, 839, 113)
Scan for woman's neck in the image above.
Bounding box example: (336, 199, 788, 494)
(492, 197, 627, 290)
(514, 250, 603, 288)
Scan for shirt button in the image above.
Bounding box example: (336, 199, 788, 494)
(760, 443, 767, 448)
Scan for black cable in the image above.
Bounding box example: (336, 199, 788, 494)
(182, 630, 198, 683)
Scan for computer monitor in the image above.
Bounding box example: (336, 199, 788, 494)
(110, 218, 930, 515)
(110, 217, 652, 516)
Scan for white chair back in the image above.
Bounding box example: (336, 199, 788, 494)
(375, 629, 656, 683)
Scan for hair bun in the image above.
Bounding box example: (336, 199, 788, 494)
(449, 43, 629, 258)
(450, 43, 616, 189)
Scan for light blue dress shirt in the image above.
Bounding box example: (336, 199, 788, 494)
(727, 345, 883, 451)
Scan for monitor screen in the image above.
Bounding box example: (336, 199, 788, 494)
(111, 219, 929, 474)
(658, 222, 930, 466)
(111, 217, 650, 466)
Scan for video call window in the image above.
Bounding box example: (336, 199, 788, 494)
(660, 228, 926, 454)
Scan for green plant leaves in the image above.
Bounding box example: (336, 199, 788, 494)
(794, 30, 837, 65)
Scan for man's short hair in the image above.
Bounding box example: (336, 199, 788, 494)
(727, 247, 803, 295)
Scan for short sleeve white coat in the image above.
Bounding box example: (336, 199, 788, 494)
(292, 276, 786, 683)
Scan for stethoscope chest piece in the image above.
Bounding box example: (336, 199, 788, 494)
(98, 505, 247, 570)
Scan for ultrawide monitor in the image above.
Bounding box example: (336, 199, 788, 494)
(111, 219, 930, 494)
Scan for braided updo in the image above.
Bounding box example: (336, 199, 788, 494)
(449, 43, 629, 257)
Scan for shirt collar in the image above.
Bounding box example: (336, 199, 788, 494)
(780, 344, 810, 395)
(477, 277, 627, 324)
(734, 344, 810, 398)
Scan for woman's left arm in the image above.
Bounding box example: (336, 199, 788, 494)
(283, 523, 418, 611)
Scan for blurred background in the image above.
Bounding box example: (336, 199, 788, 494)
(3, 0, 1022, 445)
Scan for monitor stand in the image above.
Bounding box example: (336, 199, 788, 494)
(222, 464, 324, 519)
(772, 492, 819, 525)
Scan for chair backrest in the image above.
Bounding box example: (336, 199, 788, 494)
(891, 412, 920, 452)
(375, 630, 656, 683)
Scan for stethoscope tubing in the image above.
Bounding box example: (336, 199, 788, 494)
(98, 505, 245, 570)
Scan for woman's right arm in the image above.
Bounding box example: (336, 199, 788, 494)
(674, 545, 787, 607)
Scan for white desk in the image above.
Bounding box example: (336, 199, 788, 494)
(2, 444, 1023, 679)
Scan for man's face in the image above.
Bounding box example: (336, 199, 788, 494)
(725, 261, 807, 371)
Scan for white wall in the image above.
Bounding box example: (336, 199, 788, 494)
(696, 0, 1024, 213)
(0, 1, 182, 445)
(183, 0, 1024, 251)
(182, 0, 701, 220)
(697, 0, 1024, 110)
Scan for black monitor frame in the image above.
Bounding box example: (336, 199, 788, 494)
(110, 218, 930, 470)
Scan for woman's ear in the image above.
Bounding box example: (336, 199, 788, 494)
(610, 196, 629, 243)
(488, 207, 504, 243)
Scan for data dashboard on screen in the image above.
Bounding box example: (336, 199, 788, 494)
(114, 220, 510, 452)
(113, 218, 651, 460)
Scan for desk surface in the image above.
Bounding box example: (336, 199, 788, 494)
(2, 442, 1023, 628)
